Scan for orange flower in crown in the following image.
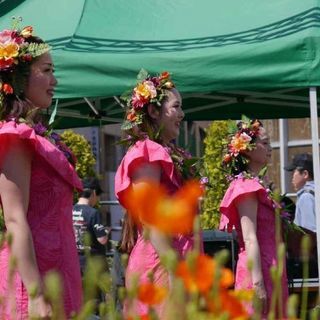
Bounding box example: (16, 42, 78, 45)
(120, 69, 175, 130)
(121, 179, 203, 235)
(222, 115, 263, 176)
(0, 18, 50, 104)
(0, 23, 49, 72)
(229, 131, 252, 156)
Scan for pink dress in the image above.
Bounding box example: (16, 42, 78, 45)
(219, 177, 288, 316)
(0, 121, 83, 319)
(115, 139, 195, 318)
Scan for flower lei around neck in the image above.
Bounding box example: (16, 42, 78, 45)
(164, 142, 202, 181)
(234, 168, 302, 235)
(32, 122, 77, 167)
(6, 116, 77, 167)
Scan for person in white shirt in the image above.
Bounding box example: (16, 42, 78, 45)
(285, 153, 316, 232)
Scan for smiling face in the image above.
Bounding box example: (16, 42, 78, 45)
(246, 127, 272, 170)
(24, 52, 57, 109)
(157, 88, 184, 143)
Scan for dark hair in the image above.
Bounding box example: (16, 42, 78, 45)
(122, 88, 178, 147)
(284, 153, 314, 179)
(296, 167, 314, 179)
(79, 177, 103, 198)
(1, 36, 45, 123)
(118, 213, 137, 254)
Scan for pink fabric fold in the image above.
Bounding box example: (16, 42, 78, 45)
(0, 120, 82, 191)
(219, 177, 265, 232)
(115, 139, 180, 204)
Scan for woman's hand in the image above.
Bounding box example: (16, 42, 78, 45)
(28, 294, 52, 319)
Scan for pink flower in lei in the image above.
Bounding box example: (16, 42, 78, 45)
(232, 171, 297, 230)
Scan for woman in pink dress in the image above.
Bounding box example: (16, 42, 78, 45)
(219, 117, 288, 318)
(0, 24, 82, 319)
(115, 70, 197, 318)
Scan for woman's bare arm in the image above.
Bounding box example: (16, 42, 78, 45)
(0, 138, 51, 316)
(236, 193, 267, 310)
(132, 163, 173, 259)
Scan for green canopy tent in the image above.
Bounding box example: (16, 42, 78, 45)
(1, 0, 320, 123)
(1, 0, 320, 289)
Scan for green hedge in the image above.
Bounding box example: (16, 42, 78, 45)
(201, 121, 229, 229)
(60, 129, 96, 179)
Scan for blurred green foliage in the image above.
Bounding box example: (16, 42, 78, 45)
(201, 121, 229, 230)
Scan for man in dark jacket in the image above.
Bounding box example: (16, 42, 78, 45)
(73, 177, 109, 275)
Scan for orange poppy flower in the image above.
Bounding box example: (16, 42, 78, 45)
(206, 289, 249, 319)
(122, 179, 203, 235)
(175, 254, 215, 294)
(121, 179, 166, 223)
(176, 254, 234, 294)
(138, 282, 168, 306)
(219, 267, 234, 289)
(126, 315, 151, 320)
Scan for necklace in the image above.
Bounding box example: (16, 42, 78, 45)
(164, 143, 200, 181)
(32, 122, 76, 166)
(231, 170, 300, 234)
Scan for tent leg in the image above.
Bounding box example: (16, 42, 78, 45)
(309, 87, 320, 295)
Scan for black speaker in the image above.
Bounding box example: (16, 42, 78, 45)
(202, 229, 238, 273)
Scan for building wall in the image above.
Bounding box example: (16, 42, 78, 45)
(264, 118, 319, 196)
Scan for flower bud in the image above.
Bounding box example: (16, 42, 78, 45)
(20, 26, 33, 38)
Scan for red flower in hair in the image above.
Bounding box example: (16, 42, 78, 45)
(2, 83, 13, 94)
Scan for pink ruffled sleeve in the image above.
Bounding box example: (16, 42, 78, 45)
(115, 139, 176, 205)
(0, 121, 82, 191)
(219, 178, 266, 232)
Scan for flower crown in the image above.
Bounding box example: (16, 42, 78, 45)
(120, 69, 175, 131)
(222, 116, 263, 175)
(0, 19, 50, 101)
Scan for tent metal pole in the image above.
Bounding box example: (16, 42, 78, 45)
(309, 87, 320, 294)
(84, 97, 99, 116)
(279, 118, 288, 193)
